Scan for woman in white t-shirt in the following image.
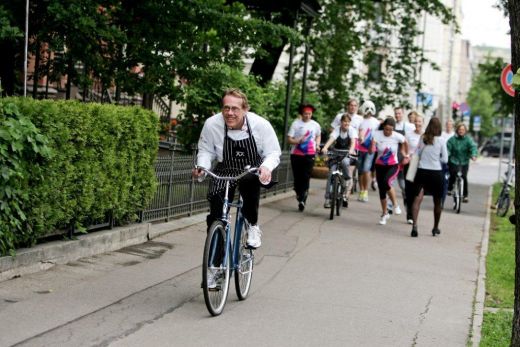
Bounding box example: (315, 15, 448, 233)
(403, 114, 424, 224)
(287, 103, 322, 212)
(409, 117, 448, 237)
(370, 117, 409, 225)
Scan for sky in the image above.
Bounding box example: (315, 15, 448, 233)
(461, 0, 510, 49)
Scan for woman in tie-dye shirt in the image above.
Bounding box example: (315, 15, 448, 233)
(287, 103, 321, 212)
(370, 117, 409, 225)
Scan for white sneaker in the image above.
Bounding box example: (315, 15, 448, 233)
(207, 270, 218, 290)
(362, 191, 369, 202)
(247, 224, 262, 249)
(394, 205, 402, 215)
(379, 213, 390, 225)
(407, 219, 413, 224)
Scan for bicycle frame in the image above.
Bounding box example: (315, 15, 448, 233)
(205, 168, 254, 273)
(198, 166, 258, 316)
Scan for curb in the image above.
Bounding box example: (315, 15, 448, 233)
(0, 223, 150, 282)
(0, 190, 293, 283)
(470, 185, 492, 346)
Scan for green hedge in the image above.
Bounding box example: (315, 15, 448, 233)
(0, 98, 158, 256)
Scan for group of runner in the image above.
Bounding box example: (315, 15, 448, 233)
(287, 98, 478, 236)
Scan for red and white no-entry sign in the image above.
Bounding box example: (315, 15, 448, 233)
(500, 64, 515, 97)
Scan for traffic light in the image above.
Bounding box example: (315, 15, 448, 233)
(451, 102, 460, 120)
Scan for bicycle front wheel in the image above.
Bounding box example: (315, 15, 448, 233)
(496, 189, 511, 217)
(234, 220, 254, 300)
(336, 178, 343, 217)
(203, 221, 231, 316)
(330, 175, 339, 220)
(454, 178, 462, 214)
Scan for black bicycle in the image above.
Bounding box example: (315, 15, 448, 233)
(196, 166, 257, 316)
(496, 162, 515, 217)
(327, 149, 357, 220)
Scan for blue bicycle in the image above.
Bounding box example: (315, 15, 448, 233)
(196, 166, 257, 316)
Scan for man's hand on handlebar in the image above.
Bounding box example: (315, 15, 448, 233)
(258, 166, 272, 185)
(192, 167, 205, 179)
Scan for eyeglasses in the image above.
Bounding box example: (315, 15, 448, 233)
(222, 106, 242, 113)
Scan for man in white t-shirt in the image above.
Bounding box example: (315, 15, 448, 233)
(440, 118, 455, 141)
(330, 98, 363, 132)
(394, 107, 415, 135)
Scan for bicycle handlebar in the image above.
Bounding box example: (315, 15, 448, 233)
(326, 149, 358, 158)
(195, 166, 259, 181)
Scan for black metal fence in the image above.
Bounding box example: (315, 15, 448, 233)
(140, 150, 294, 223)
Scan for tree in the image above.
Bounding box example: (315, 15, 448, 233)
(466, 57, 515, 138)
(307, 0, 454, 119)
(0, 0, 298, 105)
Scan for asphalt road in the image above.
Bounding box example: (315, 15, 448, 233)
(0, 157, 498, 347)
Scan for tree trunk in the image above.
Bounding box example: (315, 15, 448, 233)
(142, 92, 154, 109)
(65, 55, 75, 100)
(510, 0, 520, 345)
(249, 11, 295, 86)
(0, 41, 17, 96)
(32, 40, 41, 99)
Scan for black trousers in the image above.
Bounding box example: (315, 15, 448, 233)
(448, 163, 469, 197)
(290, 154, 315, 201)
(207, 173, 260, 229)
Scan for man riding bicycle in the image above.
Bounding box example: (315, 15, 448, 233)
(192, 89, 281, 249)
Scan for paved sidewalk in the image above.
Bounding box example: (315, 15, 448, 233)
(0, 178, 490, 346)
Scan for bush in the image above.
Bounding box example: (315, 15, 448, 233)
(0, 98, 158, 256)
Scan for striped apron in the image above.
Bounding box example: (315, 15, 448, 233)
(208, 116, 263, 196)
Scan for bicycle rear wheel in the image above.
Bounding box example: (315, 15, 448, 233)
(203, 221, 231, 316)
(330, 175, 339, 220)
(351, 170, 358, 194)
(496, 189, 511, 217)
(234, 220, 254, 300)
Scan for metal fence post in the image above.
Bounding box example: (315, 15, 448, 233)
(285, 151, 291, 192)
(189, 144, 197, 216)
(166, 148, 175, 221)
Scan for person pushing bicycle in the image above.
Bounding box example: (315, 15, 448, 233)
(192, 89, 281, 249)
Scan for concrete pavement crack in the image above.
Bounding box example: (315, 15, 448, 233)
(411, 296, 433, 346)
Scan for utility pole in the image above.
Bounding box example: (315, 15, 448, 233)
(24, 0, 29, 97)
(445, 0, 458, 124)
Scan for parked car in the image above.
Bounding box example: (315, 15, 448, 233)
(480, 134, 511, 157)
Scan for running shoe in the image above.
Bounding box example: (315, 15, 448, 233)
(379, 213, 390, 225)
(246, 224, 262, 248)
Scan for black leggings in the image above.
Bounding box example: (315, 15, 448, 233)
(207, 173, 260, 229)
(375, 164, 399, 200)
(291, 154, 315, 201)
